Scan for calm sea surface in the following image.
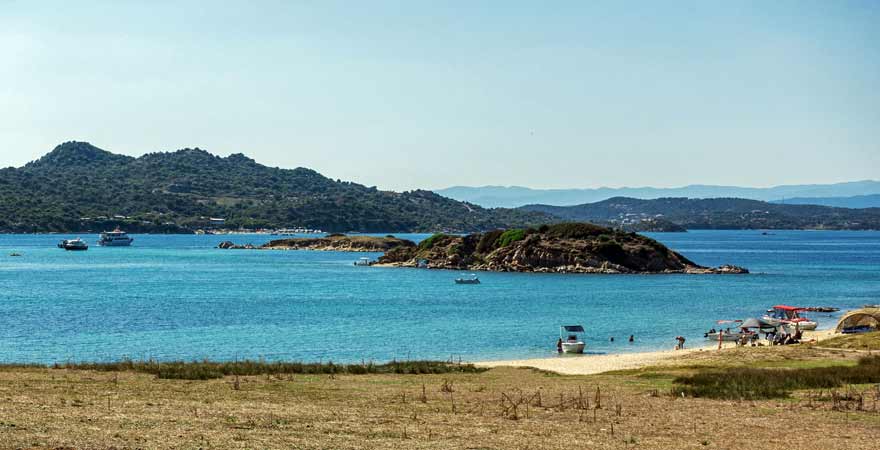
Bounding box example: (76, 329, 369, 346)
(0, 231, 878, 364)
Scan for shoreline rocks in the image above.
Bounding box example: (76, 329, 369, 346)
(218, 224, 749, 275)
(218, 234, 416, 253)
(376, 223, 748, 275)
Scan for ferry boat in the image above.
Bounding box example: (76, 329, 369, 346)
(98, 229, 134, 246)
(58, 238, 89, 251)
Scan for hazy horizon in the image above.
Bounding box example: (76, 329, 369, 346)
(3, 1, 878, 191)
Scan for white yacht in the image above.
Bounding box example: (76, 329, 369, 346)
(98, 228, 134, 246)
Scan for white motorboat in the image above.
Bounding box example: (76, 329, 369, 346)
(762, 305, 818, 330)
(704, 319, 748, 341)
(58, 238, 89, 251)
(98, 228, 133, 246)
(705, 330, 747, 342)
(353, 257, 373, 266)
(559, 325, 586, 354)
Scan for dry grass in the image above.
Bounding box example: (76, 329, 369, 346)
(0, 352, 879, 449)
(820, 331, 880, 351)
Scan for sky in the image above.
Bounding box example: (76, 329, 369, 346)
(1, 1, 878, 191)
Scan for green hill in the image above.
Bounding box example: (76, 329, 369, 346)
(521, 197, 880, 230)
(0, 142, 547, 233)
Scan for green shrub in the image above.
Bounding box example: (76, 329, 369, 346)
(546, 222, 608, 239)
(595, 240, 626, 263)
(673, 355, 880, 399)
(28, 359, 486, 380)
(418, 233, 449, 250)
(496, 229, 526, 247)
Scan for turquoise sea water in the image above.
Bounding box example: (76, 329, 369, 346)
(0, 231, 878, 364)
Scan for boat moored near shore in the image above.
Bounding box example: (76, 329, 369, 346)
(558, 325, 586, 354)
(98, 228, 134, 246)
(763, 305, 818, 330)
(454, 274, 480, 284)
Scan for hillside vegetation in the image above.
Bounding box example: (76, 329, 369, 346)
(522, 197, 880, 230)
(378, 222, 746, 274)
(0, 142, 547, 233)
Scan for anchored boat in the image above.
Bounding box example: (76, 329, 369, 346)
(98, 228, 134, 246)
(704, 320, 749, 341)
(559, 325, 586, 354)
(762, 305, 818, 330)
(353, 257, 373, 266)
(454, 274, 480, 284)
(58, 238, 89, 251)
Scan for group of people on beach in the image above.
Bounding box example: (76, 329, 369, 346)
(766, 329, 802, 346)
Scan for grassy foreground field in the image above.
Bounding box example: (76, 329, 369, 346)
(1, 336, 879, 449)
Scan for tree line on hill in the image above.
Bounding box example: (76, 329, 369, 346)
(0, 142, 546, 233)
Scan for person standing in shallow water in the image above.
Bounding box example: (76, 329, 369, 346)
(556, 338, 563, 353)
(629, 335, 634, 343)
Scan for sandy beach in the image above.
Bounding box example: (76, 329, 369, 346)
(476, 328, 839, 375)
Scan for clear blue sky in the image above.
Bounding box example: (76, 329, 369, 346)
(2, 1, 878, 190)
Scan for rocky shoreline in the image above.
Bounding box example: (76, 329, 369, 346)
(376, 223, 748, 275)
(217, 234, 415, 253)
(217, 224, 748, 275)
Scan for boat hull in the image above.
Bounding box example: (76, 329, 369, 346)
(705, 332, 745, 342)
(561, 342, 585, 354)
(98, 239, 133, 246)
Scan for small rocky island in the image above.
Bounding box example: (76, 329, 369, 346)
(218, 234, 415, 252)
(376, 223, 747, 274)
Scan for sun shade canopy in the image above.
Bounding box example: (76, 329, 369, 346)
(563, 325, 585, 332)
(772, 305, 806, 311)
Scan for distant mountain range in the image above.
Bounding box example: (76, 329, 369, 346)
(436, 181, 880, 208)
(521, 197, 880, 231)
(0, 142, 546, 233)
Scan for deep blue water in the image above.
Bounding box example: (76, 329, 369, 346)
(0, 231, 878, 364)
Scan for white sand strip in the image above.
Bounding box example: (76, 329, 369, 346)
(476, 328, 839, 375)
